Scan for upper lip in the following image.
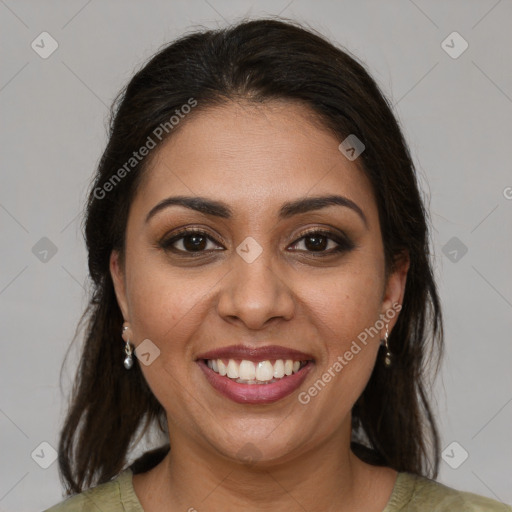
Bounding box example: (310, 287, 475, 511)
(196, 344, 314, 362)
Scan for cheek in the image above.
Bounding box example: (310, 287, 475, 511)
(306, 253, 385, 344)
(125, 252, 217, 340)
(298, 252, 385, 408)
(122, 258, 213, 422)
(122, 258, 217, 403)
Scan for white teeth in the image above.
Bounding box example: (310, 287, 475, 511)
(206, 358, 306, 382)
(255, 361, 274, 381)
(239, 360, 256, 380)
(218, 360, 227, 376)
(273, 359, 285, 379)
(226, 360, 238, 379)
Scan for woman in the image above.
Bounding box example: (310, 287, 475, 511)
(45, 18, 510, 512)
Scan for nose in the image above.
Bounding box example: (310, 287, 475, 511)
(216, 245, 295, 330)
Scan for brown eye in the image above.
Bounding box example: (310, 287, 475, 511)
(160, 229, 223, 254)
(302, 234, 329, 251)
(288, 230, 354, 255)
(181, 233, 207, 251)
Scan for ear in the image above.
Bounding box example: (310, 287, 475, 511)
(381, 250, 410, 331)
(110, 250, 130, 320)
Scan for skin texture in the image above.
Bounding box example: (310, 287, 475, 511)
(110, 101, 409, 511)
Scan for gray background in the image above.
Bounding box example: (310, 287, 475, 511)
(1, 0, 511, 510)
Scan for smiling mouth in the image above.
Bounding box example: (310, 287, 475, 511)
(203, 358, 310, 384)
(195, 344, 315, 403)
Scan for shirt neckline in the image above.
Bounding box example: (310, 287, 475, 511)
(118, 468, 146, 511)
(119, 467, 416, 512)
(382, 471, 418, 511)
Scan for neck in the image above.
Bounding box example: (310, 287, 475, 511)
(133, 420, 396, 512)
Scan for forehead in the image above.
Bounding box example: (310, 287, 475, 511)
(132, 100, 377, 224)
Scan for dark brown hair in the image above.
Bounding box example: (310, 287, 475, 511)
(58, 17, 443, 496)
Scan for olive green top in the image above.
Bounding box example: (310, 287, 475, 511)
(44, 468, 512, 511)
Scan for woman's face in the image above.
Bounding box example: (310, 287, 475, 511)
(111, 101, 408, 464)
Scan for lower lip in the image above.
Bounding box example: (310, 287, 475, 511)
(197, 360, 314, 404)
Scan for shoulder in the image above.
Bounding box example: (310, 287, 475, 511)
(43, 469, 142, 512)
(385, 472, 512, 512)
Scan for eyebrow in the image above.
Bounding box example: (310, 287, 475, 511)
(145, 194, 368, 227)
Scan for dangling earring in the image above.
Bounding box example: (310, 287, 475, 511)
(123, 324, 133, 370)
(382, 323, 392, 368)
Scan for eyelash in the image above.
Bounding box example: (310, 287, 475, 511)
(159, 228, 355, 256)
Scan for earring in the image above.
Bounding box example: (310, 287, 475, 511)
(382, 323, 392, 368)
(123, 324, 133, 370)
